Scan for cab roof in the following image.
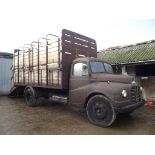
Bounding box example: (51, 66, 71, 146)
(73, 57, 110, 64)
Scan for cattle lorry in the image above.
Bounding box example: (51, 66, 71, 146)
(10, 29, 144, 127)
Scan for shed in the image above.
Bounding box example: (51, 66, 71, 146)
(98, 40, 155, 100)
(0, 52, 13, 95)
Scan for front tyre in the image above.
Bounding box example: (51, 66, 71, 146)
(86, 95, 116, 127)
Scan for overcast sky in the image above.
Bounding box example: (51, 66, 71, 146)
(0, 0, 155, 52)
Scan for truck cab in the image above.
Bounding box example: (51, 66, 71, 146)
(69, 57, 144, 127)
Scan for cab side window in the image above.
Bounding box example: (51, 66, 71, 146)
(73, 63, 88, 77)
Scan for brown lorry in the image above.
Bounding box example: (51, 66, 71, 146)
(10, 29, 144, 127)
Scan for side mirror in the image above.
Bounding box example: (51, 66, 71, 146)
(82, 64, 88, 76)
(82, 64, 87, 70)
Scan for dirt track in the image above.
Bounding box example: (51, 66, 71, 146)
(0, 96, 155, 134)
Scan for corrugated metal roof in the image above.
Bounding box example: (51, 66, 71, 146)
(98, 40, 155, 65)
(0, 52, 13, 58)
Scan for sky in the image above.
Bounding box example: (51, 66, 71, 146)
(0, 0, 155, 52)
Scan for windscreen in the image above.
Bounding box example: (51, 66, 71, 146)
(90, 61, 113, 73)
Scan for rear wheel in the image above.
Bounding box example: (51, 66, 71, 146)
(24, 86, 38, 107)
(86, 95, 116, 127)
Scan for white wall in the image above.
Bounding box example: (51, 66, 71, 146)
(0, 58, 13, 95)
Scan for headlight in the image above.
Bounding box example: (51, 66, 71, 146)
(122, 90, 127, 97)
(131, 81, 136, 84)
(140, 87, 143, 91)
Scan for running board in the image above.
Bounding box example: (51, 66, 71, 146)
(51, 95, 68, 104)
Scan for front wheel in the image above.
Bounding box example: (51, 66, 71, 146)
(86, 95, 116, 127)
(24, 86, 38, 107)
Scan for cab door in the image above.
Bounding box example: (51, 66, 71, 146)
(69, 62, 90, 107)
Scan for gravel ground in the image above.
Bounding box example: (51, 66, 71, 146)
(0, 96, 155, 135)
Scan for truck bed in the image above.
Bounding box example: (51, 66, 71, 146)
(12, 29, 97, 89)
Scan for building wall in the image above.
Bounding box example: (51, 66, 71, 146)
(117, 64, 155, 100)
(0, 58, 13, 95)
(137, 76, 155, 100)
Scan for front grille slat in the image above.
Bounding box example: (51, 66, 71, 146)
(131, 86, 141, 103)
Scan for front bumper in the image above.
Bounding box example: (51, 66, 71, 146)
(114, 99, 145, 114)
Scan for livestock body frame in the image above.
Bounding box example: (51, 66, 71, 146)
(12, 29, 97, 91)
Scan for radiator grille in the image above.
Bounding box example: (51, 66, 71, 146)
(131, 86, 141, 103)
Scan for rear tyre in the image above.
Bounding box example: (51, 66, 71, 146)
(24, 86, 38, 107)
(86, 95, 116, 127)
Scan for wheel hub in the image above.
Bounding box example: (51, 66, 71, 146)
(94, 102, 107, 119)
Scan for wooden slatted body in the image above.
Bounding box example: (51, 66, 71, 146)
(12, 29, 97, 89)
